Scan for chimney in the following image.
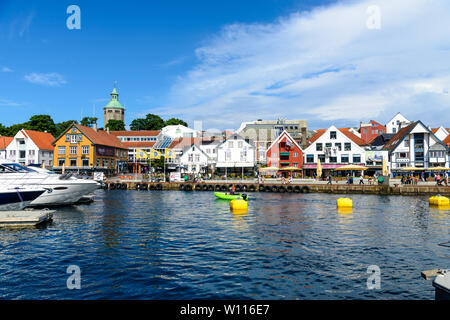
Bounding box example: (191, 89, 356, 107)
(107, 127, 110, 134)
(301, 127, 308, 149)
(93, 122, 97, 132)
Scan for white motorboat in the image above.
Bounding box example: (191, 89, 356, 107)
(0, 186, 47, 210)
(0, 160, 100, 206)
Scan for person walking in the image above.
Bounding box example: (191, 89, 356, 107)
(445, 171, 449, 186)
(359, 175, 364, 185)
(327, 174, 332, 185)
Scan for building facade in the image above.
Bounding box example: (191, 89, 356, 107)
(215, 133, 255, 176)
(5, 129, 54, 167)
(386, 112, 410, 134)
(302, 126, 368, 177)
(0, 136, 13, 160)
(52, 123, 128, 174)
(384, 121, 450, 174)
(360, 120, 386, 143)
(266, 130, 303, 170)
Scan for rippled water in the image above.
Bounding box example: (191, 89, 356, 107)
(0, 189, 449, 299)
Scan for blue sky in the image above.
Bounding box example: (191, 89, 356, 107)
(1, 0, 450, 132)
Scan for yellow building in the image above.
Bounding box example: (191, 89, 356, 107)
(52, 123, 128, 174)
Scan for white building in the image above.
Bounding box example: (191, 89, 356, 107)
(179, 144, 210, 173)
(384, 121, 450, 173)
(215, 133, 255, 175)
(430, 126, 449, 142)
(386, 112, 411, 134)
(302, 126, 368, 176)
(110, 130, 160, 163)
(5, 129, 54, 167)
(160, 125, 198, 139)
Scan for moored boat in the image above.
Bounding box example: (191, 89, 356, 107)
(214, 192, 248, 200)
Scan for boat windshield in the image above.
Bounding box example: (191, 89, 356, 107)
(2, 163, 36, 173)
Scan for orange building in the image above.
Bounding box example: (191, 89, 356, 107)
(52, 123, 128, 174)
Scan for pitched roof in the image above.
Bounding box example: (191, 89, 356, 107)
(109, 130, 160, 137)
(74, 124, 127, 149)
(169, 137, 220, 149)
(443, 135, 450, 147)
(22, 130, 55, 150)
(383, 122, 417, 151)
(121, 141, 156, 148)
(0, 136, 13, 149)
(308, 128, 367, 146)
(266, 130, 303, 152)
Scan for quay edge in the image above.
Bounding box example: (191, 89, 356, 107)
(102, 181, 450, 196)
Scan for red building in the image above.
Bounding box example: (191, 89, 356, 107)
(266, 130, 303, 173)
(359, 120, 386, 144)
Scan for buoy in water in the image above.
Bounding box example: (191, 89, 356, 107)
(430, 195, 449, 207)
(337, 198, 353, 208)
(230, 199, 248, 211)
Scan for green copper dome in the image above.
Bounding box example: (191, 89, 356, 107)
(104, 85, 125, 109)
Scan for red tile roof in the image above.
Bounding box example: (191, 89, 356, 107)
(308, 128, 367, 146)
(22, 130, 55, 150)
(110, 130, 160, 137)
(443, 135, 450, 147)
(0, 136, 13, 149)
(75, 125, 127, 149)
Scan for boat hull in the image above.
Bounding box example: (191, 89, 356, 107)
(214, 192, 247, 200)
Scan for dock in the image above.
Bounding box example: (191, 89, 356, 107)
(0, 209, 54, 227)
(102, 180, 450, 196)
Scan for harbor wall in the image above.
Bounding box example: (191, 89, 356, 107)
(103, 180, 450, 196)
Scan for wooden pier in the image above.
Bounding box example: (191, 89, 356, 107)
(103, 180, 450, 196)
(0, 209, 54, 227)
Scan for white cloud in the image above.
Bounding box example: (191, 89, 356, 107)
(24, 72, 67, 87)
(166, 0, 450, 129)
(1, 66, 13, 72)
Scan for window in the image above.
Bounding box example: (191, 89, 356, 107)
(70, 146, 77, 155)
(58, 146, 65, 155)
(69, 158, 77, 166)
(58, 159, 65, 166)
(195, 154, 200, 162)
(82, 146, 89, 155)
(306, 155, 314, 163)
(293, 163, 298, 167)
(341, 154, 349, 163)
(393, 128, 397, 133)
(330, 131, 337, 139)
(316, 143, 323, 151)
(404, 140, 409, 147)
(82, 159, 89, 167)
(29, 150, 35, 156)
(344, 143, 351, 151)
(70, 135, 77, 144)
(318, 154, 325, 163)
(329, 156, 337, 163)
(228, 141, 233, 148)
(238, 141, 243, 148)
(335, 143, 342, 151)
(353, 154, 361, 163)
(65, 134, 70, 142)
(325, 143, 332, 148)
(398, 152, 408, 159)
(188, 154, 193, 162)
(19, 151, 25, 159)
(293, 152, 298, 157)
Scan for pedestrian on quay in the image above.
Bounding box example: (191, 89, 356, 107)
(359, 175, 364, 185)
(327, 174, 332, 185)
(444, 171, 449, 186)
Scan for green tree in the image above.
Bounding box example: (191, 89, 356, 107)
(55, 120, 78, 137)
(130, 118, 149, 131)
(105, 119, 125, 131)
(5, 123, 28, 136)
(27, 115, 57, 136)
(0, 123, 8, 136)
(145, 114, 165, 130)
(80, 117, 98, 127)
(164, 118, 188, 127)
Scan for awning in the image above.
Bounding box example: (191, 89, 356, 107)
(335, 165, 368, 171)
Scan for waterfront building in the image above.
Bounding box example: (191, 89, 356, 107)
(167, 137, 220, 172)
(302, 125, 368, 177)
(215, 133, 255, 176)
(386, 112, 411, 134)
(429, 126, 449, 142)
(0, 136, 13, 160)
(266, 130, 303, 176)
(359, 120, 386, 143)
(52, 123, 128, 174)
(103, 85, 125, 128)
(179, 144, 210, 174)
(5, 129, 54, 167)
(384, 121, 450, 174)
(110, 130, 160, 172)
(236, 119, 307, 165)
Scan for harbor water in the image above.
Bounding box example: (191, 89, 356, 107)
(0, 190, 449, 299)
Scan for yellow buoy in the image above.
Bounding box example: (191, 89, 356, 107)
(429, 196, 437, 205)
(230, 199, 248, 211)
(337, 198, 352, 208)
(429, 195, 449, 207)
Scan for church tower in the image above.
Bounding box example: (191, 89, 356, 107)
(103, 84, 125, 128)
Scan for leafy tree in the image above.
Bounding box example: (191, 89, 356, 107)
(5, 123, 28, 136)
(130, 118, 149, 131)
(145, 114, 165, 130)
(105, 119, 125, 131)
(0, 123, 8, 136)
(55, 120, 78, 137)
(80, 117, 98, 127)
(164, 118, 188, 127)
(27, 115, 57, 136)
